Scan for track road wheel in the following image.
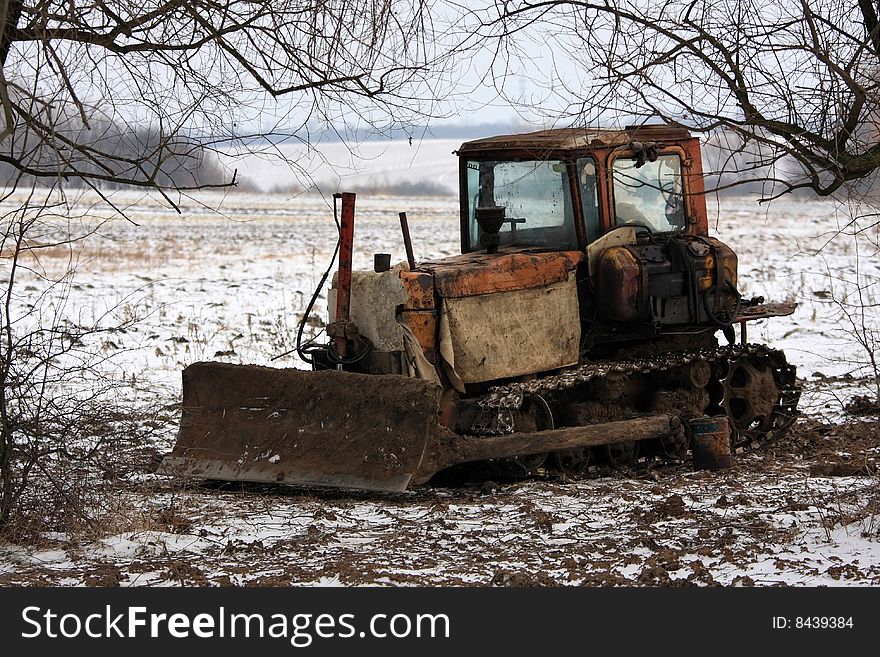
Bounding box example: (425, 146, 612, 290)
(514, 452, 548, 474)
(656, 431, 689, 460)
(604, 440, 640, 467)
(511, 394, 552, 474)
(721, 354, 781, 448)
(552, 447, 592, 477)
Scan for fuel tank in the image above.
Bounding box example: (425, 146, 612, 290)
(596, 235, 738, 325)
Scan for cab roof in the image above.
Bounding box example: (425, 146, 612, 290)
(456, 125, 693, 156)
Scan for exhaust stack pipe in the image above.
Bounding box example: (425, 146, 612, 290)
(399, 211, 416, 270)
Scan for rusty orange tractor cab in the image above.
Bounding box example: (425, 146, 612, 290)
(160, 126, 799, 491)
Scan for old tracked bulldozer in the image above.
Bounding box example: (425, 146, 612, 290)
(159, 125, 800, 491)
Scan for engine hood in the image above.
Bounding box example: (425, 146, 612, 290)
(418, 248, 583, 298)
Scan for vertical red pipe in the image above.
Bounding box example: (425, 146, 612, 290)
(334, 192, 356, 357)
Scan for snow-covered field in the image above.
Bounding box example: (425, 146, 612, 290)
(217, 138, 461, 195)
(0, 177, 878, 586)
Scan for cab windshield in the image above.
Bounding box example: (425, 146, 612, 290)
(612, 154, 687, 233)
(465, 159, 578, 251)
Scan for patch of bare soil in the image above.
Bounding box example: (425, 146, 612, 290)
(784, 417, 880, 475)
(2, 417, 879, 587)
(845, 395, 880, 417)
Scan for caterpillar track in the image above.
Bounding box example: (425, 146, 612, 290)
(465, 343, 800, 477)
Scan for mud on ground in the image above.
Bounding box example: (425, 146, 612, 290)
(1, 414, 878, 587)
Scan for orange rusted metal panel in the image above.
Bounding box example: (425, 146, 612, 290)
(681, 137, 709, 235)
(595, 155, 613, 235)
(420, 249, 583, 298)
(398, 270, 435, 310)
(398, 309, 438, 360)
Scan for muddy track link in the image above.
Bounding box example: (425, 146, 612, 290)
(476, 343, 801, 455)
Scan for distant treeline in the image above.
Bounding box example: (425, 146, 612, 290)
(0, 120, 228, 191)
(263, 177, 456, 197)
(4, 121, 864, 199)
(214, 121, 529, 148)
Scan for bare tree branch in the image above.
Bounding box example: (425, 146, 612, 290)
(469, 0, 880, 199)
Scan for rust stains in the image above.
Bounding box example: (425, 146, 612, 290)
(420, 249, 583, 298)
(398, 270, 435, 309)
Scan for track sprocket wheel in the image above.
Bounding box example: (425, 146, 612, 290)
(720, 351, 799, 449)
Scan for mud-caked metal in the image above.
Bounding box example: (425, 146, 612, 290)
(159, 125, 800, 491)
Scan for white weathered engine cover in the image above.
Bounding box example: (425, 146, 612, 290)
(439, 272, 580, 389)
(329, 269, 408, 351)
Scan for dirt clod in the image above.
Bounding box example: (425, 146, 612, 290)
(658, 494, 687, 517)
(845, 395, 880, 416)
(491, 569, 556, 587)
(84, 565, 122, 587)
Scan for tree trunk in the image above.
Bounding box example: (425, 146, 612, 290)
(0, 0, 23, 66)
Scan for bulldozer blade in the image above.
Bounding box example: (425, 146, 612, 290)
(158, 362, 443, 492)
